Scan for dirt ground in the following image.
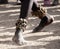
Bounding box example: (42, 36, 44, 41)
(0, 1, 60, 49)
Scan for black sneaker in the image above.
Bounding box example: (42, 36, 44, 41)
(32, 16, 54, 33)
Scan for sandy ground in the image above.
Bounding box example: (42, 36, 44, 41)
(0, 1, 60, 49)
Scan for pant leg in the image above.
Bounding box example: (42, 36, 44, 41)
(19, 0, 34, 19)
(32, 0, 40, 11)
(32, 2, 40, 11)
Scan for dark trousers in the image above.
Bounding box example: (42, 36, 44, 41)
(0, 0, 8, 4)
(19, 0, 38, 19)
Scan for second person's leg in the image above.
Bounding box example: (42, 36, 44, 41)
(31, 0, 54, 32)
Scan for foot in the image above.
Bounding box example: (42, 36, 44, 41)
(12, 18, 27, 45)
(32, 25, 44, 33)
(12, 28, 27, 45)
(32, 16, 54, 33)
(12, 35, 27, 45)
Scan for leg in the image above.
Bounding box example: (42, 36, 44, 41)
(12, 19, 27, 45)
(12, 0, 34, 45)
(31, 1, 54, 32)
(32, 15, 54, 32)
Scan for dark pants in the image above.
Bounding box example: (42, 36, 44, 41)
(0, 0, 8, 4)
(19, 0, 38, 19)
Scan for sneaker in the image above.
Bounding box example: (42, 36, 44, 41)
(12, 18, 27, 45)
(32, 16, 54, 33)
